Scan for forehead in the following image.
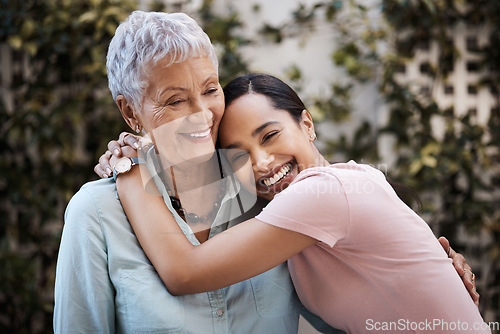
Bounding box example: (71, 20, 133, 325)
(223, 93, 293, 123)
(220, 93, 296, 144)
(146, 56, 218, 91)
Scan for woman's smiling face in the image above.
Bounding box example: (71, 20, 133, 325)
(219, 93, 317, 200)
(136, 56, 224, 167)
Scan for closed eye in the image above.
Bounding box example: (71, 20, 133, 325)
(204, 87, 218, 95)
(165, 97, 186, 106)
(168, 100, 184, 106)
(262, 131, 279, 144)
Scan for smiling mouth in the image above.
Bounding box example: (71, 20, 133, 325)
(179, 127, 212, 141)
(187, 129, 211, 138)
(260, 162, 293, 187)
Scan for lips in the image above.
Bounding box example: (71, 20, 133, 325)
(262, 163, 292, 187)
(186, 128, 211, 138)
(257, 161, 297, 195)
(179, 127, 213, 142)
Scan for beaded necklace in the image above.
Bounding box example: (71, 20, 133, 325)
(165, 151, 226, 225)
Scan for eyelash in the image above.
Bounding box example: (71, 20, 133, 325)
(167, 100, 184, 106)
(262, 131, 279, 143)
(204, 87, 218, 95)
(165, 87, 217, 106)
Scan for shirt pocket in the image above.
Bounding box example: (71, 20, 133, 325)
(249, 263, 299, 318)
(117, 268, 185, 333)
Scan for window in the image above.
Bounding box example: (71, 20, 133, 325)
(420, 62, 431, 74)
(466, 62, 480, 72)
(467, 85, 477, 95)
(466, 37, 479, 51)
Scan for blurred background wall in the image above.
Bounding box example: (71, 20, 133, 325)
(1, 0, 499, 332)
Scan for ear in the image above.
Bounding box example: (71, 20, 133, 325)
(300, 109, 315, 138)
(116, 95, 141, 132)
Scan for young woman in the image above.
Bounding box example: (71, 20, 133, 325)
(104, 74, 488, 333)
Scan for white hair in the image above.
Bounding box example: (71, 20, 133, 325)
(106, 11, 219, 111)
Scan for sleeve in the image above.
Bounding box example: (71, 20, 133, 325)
(256, 171, 350, 247)
(53, 186, 115, 334)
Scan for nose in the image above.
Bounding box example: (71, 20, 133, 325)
(252, 149, 274, 174)
(187, 99, 213, 125)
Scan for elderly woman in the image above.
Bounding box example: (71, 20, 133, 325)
(53, 11, 303, 334)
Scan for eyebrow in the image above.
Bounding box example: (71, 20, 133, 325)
(252, 121, 279, 137)
(224, 121, 279, 149)
(158, 74, 219, 94)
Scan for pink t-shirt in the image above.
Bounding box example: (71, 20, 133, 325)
(256, 161, 489, 334)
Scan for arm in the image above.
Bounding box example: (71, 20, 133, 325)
(116, 169, 317, 295)
(54, 187, 115, 333)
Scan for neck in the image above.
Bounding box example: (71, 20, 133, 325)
(160, 152, 222, 194)
(312, 145, 330, 168)
(157, 151, 226, 236)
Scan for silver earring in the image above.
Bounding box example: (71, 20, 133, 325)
(136, 125, 141, 133)
(310, 133, 316, 141)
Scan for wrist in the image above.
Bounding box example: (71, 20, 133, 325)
(113, 157, 145, 181)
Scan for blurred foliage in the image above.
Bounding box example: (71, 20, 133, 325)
(1, 0, 499, 332)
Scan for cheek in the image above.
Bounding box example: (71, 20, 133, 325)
(151, 119, 183, 149)
(217, 123, 234, 147)
(233, 159, 257, 194)
(211, 94, 225, 118)
(211, 100, 225, 134)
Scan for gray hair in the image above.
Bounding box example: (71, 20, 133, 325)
(106, 11, 219, 111)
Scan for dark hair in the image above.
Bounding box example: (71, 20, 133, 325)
(223, 73, 305, 123)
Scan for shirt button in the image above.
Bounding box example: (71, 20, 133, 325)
(216, 309, 224, 317)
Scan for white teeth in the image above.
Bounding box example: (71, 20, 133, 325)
(189, 129, 210, 138)
(262, 164, 291, 187)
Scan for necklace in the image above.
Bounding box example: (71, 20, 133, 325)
(168, 170, 226, 224)
(166, 151, 226, 225)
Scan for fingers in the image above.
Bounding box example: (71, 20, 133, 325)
(118, 131, 141, 149)
(462, 266, 480, 306)
(97, 150, 114, 178)
(439, 236, 463, 274)
(121, 145, 139, 158)
(452, 253, 467, 277)
(439, 236, 480, 306)
(438, 236, 452, 256)
(97, 132, 143, 179)
(94, 163, 108, 179)
(108, 140, 123, 157)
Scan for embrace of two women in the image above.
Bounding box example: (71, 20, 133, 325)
(54, 10, 488, 334)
